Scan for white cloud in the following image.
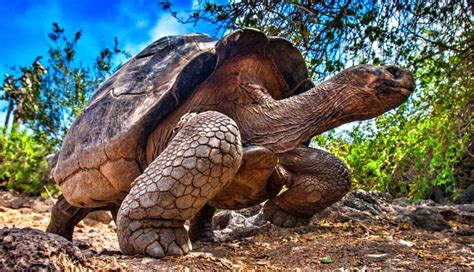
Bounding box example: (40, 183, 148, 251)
(125, 13, 191, 56)
(192, 0, 200, 9)
(149, 14, 190, 40)
(135, 19, 148, 29)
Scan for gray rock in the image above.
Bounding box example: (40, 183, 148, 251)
(212, 205, 264, 231)
(213, 190, 472, 241)
(85, 210, 114, 224)
(9, 196, 32, 209)
(31, 199, 52, 213)
(0, 228, 88, 271)
(342, 189, 394, 215)
(212, 210, 232, 230)
(248, 210, 266, 226)
(437, 204, 474, 225)
(408, 206, 451, 231)
(392, 197, 411, 207)
(457, 184, 474, 204)
(236, 204, 263, 217)
(458, 204, 474, 225)
(314, 189, 471, 232)
(0, 192, 16, 208)
(314, 189, 395, 224)
(0, 192, 54, 212)
(415, 199, 436, 206)
(213, 210, 268, 242)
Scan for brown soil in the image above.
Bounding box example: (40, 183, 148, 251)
(0, 195, 472, 270)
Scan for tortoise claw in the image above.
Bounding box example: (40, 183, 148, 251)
(117, 217, 192, 258)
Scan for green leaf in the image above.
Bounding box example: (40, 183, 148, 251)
(321, 257, 333, 264)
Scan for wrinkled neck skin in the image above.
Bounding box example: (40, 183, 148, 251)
(235, 81, 367, 153)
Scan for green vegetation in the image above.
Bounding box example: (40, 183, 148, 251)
(0, 129, 50, 195)
(0, 23, 126, 195)
(165, 0, 473, 200)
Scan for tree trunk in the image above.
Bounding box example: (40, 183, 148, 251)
(11, 97, 23, 133)
(3, 98, 14, 136)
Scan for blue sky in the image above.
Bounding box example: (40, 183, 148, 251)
(0, 0, 221, 124)
(0, 0, 219, 74)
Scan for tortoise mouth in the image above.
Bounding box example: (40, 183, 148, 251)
(400, 87, 412, 98)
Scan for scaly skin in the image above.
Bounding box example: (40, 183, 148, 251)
(208, 146, 280, 209)
(117, 111, 243, 257)
(264, 146, 352, 227)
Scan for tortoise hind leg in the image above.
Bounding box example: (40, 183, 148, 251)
(188, 204, 217, 242)
(117, 111, 243, 258)
(46, 195, 92, 241)
(47, 195, 120, 240)
(264, 146, 351, 227)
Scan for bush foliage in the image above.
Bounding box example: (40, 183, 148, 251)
(0, 130, 52, 194)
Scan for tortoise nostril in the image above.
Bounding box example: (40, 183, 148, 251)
(386, 66, 403, 79)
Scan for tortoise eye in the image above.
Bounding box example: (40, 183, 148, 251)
(386, 66, 402, 79)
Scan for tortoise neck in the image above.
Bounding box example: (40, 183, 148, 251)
(238, 81, 359, 153)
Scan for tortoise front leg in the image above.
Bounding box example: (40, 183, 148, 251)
(264, 146, 351, 227)
(189, 146, 279, 242)
(117, 111, 243, 258)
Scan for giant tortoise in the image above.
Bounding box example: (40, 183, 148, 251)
(47, 28, 414, 257)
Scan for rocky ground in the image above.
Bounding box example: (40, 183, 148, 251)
(0, 190, 473, 270)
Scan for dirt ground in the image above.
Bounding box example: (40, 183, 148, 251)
(0, 196, 473, 270)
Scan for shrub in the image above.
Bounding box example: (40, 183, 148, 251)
(0, 129, 58, 195)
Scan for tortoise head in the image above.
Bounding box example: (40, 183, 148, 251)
(330, 64, 415, 119)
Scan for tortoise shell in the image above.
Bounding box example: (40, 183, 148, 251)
(53, 28, 313, 206)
